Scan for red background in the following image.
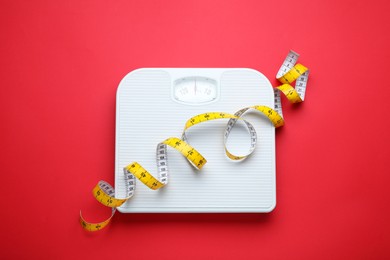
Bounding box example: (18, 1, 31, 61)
(1, 0, 389, 259)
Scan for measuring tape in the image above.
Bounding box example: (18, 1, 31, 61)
(80, 50, 310, 231)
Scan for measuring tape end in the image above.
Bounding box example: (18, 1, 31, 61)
(79, 211, 105, 232)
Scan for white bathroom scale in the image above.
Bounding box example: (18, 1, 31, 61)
(115, 68, 276, 213)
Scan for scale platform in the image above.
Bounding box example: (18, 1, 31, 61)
(115, 68, 276, 213)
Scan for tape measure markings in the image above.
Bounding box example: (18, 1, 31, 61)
(274, 89, 284, 118)
(184, 112, 238, 130)
(277, 50, 299, 78)
(275, 50, 310, 104)
(80, 208, 116, 232)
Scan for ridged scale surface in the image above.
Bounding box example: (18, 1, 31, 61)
(115, 68, 275, 212)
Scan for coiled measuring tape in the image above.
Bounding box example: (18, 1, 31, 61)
(80, 50, 310, 231)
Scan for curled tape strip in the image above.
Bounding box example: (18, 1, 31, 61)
(80, 50, 310, 231)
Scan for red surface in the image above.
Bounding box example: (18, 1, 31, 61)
(1, 0, 389, 259)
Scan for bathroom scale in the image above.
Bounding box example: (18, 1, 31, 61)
(115, 68, 276, 213)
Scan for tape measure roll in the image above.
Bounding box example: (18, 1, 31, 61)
(80, 50, 310, 232)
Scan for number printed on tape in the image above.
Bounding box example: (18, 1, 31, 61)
(80, 50, 310, 231)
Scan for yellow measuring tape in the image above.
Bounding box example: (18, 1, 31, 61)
(80, 50, 310, 231)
